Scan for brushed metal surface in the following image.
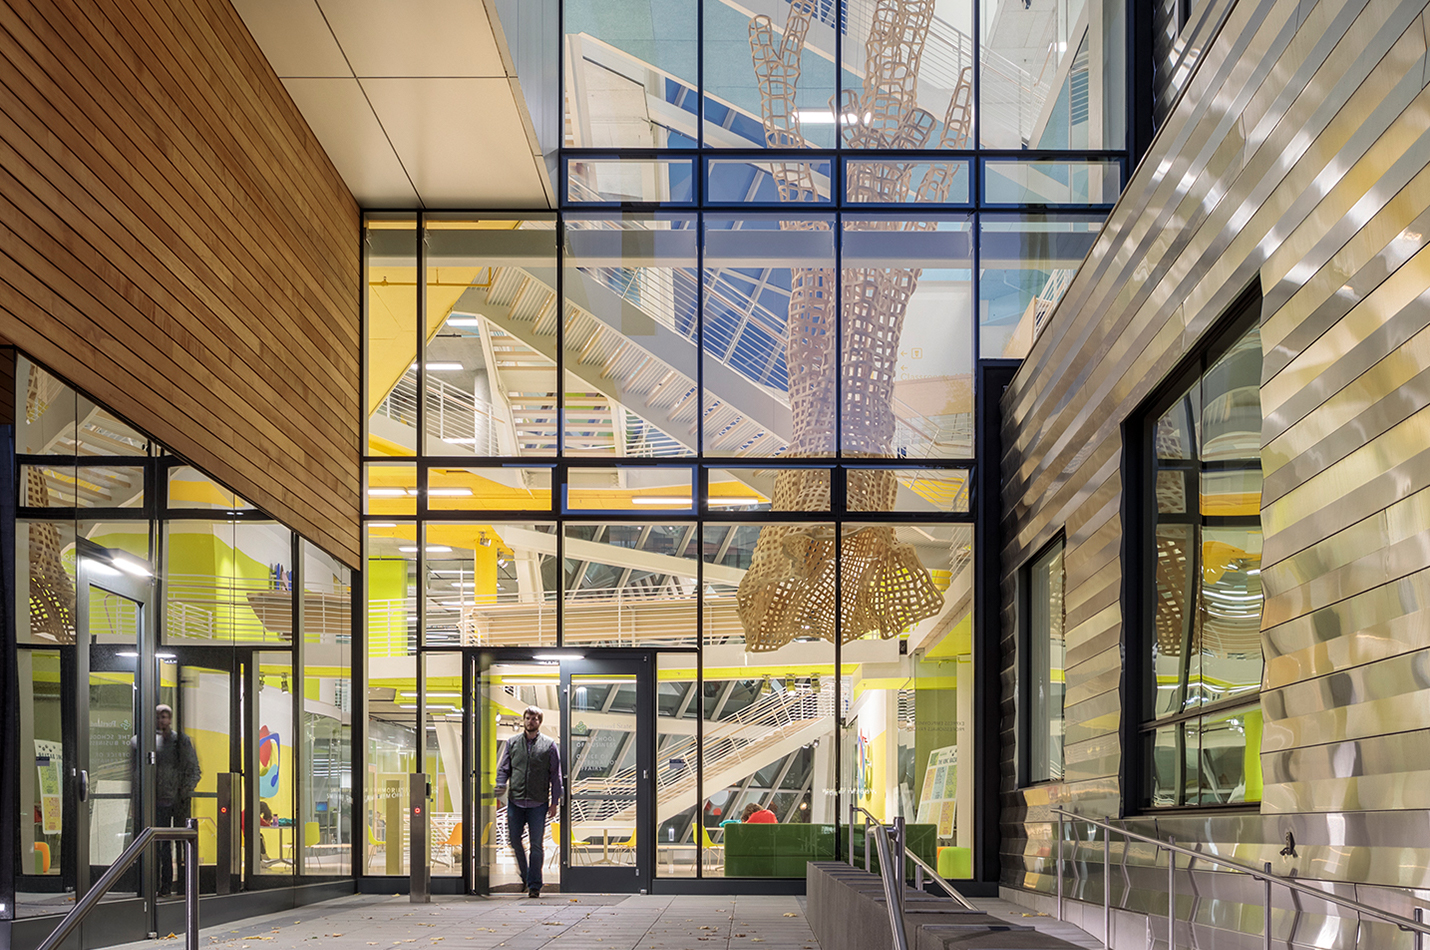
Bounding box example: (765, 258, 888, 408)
(998, 0, 1430, 938)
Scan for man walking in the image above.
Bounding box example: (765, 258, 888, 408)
(494, 705, 562, 898)
(154, 704, 201, 897)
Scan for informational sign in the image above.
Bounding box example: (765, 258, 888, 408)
(915, 745, 957, 838)
(35, 739, 63, 834)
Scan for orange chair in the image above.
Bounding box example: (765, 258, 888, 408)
(33, 842, 51, 874)
(438, 821, 463, 867)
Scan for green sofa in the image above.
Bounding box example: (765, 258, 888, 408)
(722, 823, 837, 877)
(840, 822, 938, 877)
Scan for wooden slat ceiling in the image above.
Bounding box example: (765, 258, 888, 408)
(0, 0, 362, 566)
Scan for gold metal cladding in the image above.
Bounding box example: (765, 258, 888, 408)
(998, 0, 1430, 918)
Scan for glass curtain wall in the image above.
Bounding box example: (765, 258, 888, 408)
(11, 356, 355, 917)
(362, 0, 1126, 883)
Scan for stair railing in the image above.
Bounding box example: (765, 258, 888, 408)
(849, 804, 911, 950)
(37, 819, 200, 950)
(1053, 807, 1430, 950)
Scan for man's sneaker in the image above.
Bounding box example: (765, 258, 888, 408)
(528, 888, 540, 898)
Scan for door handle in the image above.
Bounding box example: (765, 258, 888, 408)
(78, 769, 89, 802)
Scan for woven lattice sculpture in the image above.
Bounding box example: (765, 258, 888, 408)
(25, 369, 76, 643)
(737, 0, 965, 651)
(1150, 416, 1262, 661)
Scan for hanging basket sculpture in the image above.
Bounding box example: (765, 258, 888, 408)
(736, 0, 971, 651)
(25, 369, 76, 643)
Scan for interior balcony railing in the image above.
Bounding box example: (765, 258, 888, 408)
(375, 370, 503, 456)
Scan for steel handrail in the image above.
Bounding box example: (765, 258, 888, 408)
(1052, 808, 1430, 949)
(37, 820, 200, 950)
(904, 848, 977, 910)
(849, 805, 910, 950)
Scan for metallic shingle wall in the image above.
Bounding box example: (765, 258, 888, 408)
(1000, 0, 1430, 942)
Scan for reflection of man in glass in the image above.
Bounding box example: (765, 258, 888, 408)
(154, 704, 201, 897)
(494, 706, 562, 898)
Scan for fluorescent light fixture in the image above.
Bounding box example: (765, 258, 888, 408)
(157, 652, 176, 660)
(367, 487, 410, 497)
(442, 438, 479, 445)
(113, 555, 153, 577)
(398, 545, 452, 554)
(397, 704, 419, 709)
(116, 651, 138, 658)
(409, 361, 464, 371)
(446, 315, 481, 327)
(708, 496, 761, 507)
(426, 487, 473, 497)
(451, 581, 477, 588)
(632, 496, 693, 505)
(533, 653, 585, 661)
(368, 523, 398, 529)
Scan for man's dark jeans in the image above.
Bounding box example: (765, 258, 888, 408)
(156, 801, 190, 892)
(505, 803, 548, 891)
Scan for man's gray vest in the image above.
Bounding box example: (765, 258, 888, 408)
(506, 732, 555, 803)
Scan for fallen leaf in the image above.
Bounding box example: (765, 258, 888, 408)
(783, 913, 797, 918)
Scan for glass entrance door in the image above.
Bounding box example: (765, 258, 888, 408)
(561, 657, 651, 894)
(473, 658, 566, 894)
(471, 653, 652, 894)
(73, 552, 151, 944)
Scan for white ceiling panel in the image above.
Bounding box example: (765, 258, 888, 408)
(360, 78, 547, 207)
(234, 0, 553, 208)
(317, 0, 507, 78)
(231, 0, 351, 78)
(282, 78, 420, 206)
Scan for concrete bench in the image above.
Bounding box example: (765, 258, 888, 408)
(807, 862, 1081, 950)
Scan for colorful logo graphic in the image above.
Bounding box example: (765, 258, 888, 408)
(855, 729, 872, 802)
(258, 725, 281, 799)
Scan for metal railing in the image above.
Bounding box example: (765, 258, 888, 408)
(849, 805, 911, 950)
(37, 820, 200, 950)
(1053, 808, 1430, 950)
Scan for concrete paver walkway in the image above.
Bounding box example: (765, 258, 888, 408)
(113, 894, 822, 950)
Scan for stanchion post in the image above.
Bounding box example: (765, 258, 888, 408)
(1103, 828, 1111, 950)
(185, 819, 200, 950)
(1263, 863, 1272, 950)
(848, 803, 855, 868)
(1166, 836, 1174, 950)
(1056, 813, 1064, 922)
(893, 817, 906, 923)
(411, 773, 430, 904)
(1416, 906, 1425, 950)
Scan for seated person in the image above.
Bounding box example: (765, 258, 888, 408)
(746, 803, 777, 824)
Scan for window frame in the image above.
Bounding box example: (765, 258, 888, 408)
(1124, 284, 1264, 812)
(1019, 531, 1067, 787)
